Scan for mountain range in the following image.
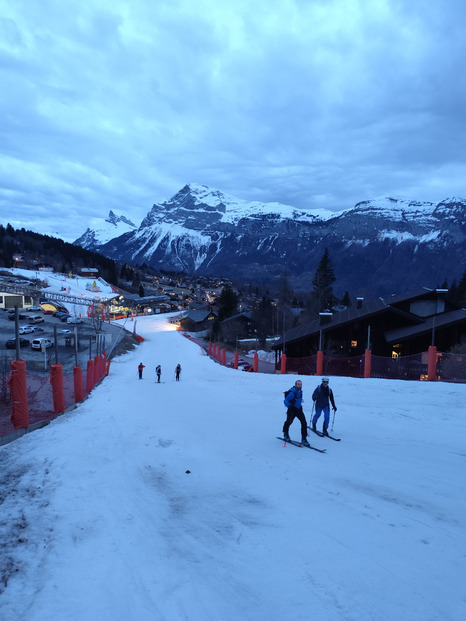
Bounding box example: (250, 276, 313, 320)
(73, 184, 466, 296)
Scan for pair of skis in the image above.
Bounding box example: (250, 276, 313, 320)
(308, 426, 341, 442)
(276, 437, 326, 453)
(276, 427, 341, 454)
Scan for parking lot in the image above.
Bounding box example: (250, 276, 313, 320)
(1, 309, 132, 375)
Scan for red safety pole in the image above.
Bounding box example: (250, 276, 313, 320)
(364, 349, 372, 378)
(94, 356, 101, 384)
(73, 366, 84, 403)
(427, 345, 437, 381)
(8, 359, 29, 429)
(97, 355, 104, 382)
(280, 353, 287, 374)
(222, 348, 226, 365)
(316, 351, 323, 376)
(234, 352, 239, 369)
(50, 363, 65, 414)
(86, 359, 95, 394)
(254, 352, 259, 372)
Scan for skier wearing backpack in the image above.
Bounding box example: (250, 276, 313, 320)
(311, 377, 337, 436)
(282, 379, 310, 447)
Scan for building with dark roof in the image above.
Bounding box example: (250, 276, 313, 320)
(274, 289, 466, 358)
(179, 309, 216, 333)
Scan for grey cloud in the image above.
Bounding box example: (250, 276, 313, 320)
(1, 0, 465, 241)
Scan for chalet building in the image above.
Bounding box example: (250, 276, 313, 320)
(179, 310, 216, 334)
(220, 312, 255, 343)
(79, 267, 99, 278)
(274, 289, 466, 358)
(121, 294, 170, 313)
(188, 301, 211, 312)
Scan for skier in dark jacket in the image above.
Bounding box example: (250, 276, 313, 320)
(156, 364, 162, 383)
(282, 379, 310, 446)
(311, 377, 337, 435)
(175, 364, 181, 381)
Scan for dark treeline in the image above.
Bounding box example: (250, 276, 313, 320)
(0, 224, 118, 284)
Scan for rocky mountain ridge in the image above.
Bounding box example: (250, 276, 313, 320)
(74, 185, 466, 296)
(75, 210, 137, 249)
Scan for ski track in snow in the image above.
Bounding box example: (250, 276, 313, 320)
(0, 315, 465, 621)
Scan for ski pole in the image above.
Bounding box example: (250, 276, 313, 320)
(331, 408, 336, 432)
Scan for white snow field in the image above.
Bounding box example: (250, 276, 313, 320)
(0, 315, 465, 621)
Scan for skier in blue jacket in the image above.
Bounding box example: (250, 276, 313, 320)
(311, 377, 337, 435)
(282, 379, 310, 446)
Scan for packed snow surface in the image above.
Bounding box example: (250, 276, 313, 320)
(1, 315, 465, 621)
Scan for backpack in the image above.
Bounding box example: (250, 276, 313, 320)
(284, 388, 296, 405)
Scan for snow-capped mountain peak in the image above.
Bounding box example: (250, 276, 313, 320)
(105, 210, 137, 228)
(151, 183, 337, 227)
(74, 210, 138, 249)
(74, 184, 466, 296)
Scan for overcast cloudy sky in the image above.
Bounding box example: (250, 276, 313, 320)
(1, 0, 465, 241)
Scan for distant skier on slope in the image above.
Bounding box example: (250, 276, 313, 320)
(175, 364, 181, 381)
(138, 362, 145, 380)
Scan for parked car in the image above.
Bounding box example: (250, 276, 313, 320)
(60, 314, 71, 322)
(67, 317, 83, 324)
(6, 337, 30, 349)
(31, 338, 54, 349)
(27, 306, 43, 312)
(28, 315, 44, 324)
(8, 313, 27, 320)
(19, 325, 35, 334)
(43, 310, 53, 315)
(227, 358, 248, 368)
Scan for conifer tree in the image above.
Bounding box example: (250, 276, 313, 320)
(217, 284, 238, 321)
(341, 291, 351, 308)
(312, 248, 337, 312)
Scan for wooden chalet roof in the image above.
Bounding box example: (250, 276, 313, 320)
(380, 287, 448, 306)
(183, 310, 213, 323)
(220, 312, 252, 325)
(385, 308, 466, 343)
(274, 298, 421, 349)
